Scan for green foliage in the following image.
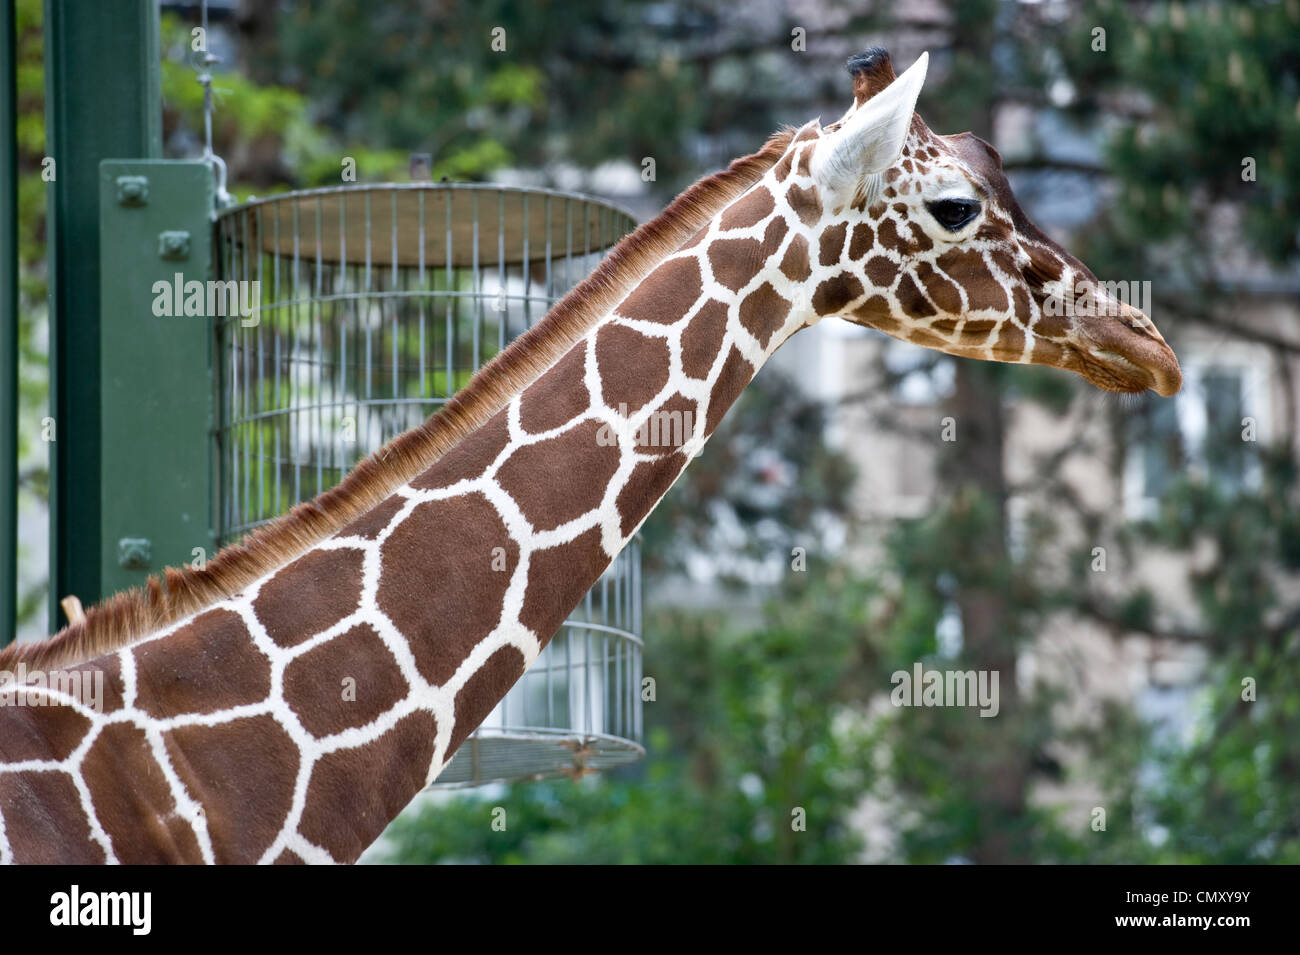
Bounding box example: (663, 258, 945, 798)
(1066, 0, 1300, 268)
(243, 0, 791, 192)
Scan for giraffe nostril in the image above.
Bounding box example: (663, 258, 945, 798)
(1117, 306, 1164, 344)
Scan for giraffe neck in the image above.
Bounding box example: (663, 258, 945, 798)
(0, 163, 814, 864)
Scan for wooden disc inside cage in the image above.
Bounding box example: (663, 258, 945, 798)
(233, 183, 626, 269)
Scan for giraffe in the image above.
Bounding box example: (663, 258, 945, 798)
(0, 48, 1179, 864)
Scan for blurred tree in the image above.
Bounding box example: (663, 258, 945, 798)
(11, 0, 51, 632)
(230, 0, 884, 194)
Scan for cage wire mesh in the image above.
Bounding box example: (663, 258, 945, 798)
(214, 183, 644, 786)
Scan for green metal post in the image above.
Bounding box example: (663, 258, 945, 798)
(44, 0, 161, 629)
(1, 2, 17, 645)
(98, 160, 216, 599)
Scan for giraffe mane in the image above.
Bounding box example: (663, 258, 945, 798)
(2, 127, 798, 672)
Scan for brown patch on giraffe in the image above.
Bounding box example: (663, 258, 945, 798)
(796, 144, 814, 177)
(378, 491, 517, 686)
(339, 494, 405, 541)
(708, 238, 766, 292)
(134, 608, 272, 717)
(850, 296, 897, 331)
(1030, 337, 1068, 367)
(497, 420, 621, 533)
(761, 215, 789, 256)
(616, 454, 690, 538)
(0, 771, 105, 863)
(253, 548, 364, 649)
(864, 255, 898, 289)
(596, 323, 670, 414)
(82, 652, 125, 714)
(1013, 286, 1034, 326)
(977, 219, 1012, 242)
(849, 223, 874, 260)
(812, 273, 865, 316)
(1033, 306, 1072, 340)
(779, 235, 811, 282)
(793, 124, 819, 143)
(916, 261, 963, 314)
(615, 256, 703, 325)
(519, 345, 590, 434)
(953, 319, 1000, 345)
(519, 526, 609, 640)
(274, 849, 306, 864)
(719, 186, 775, 231)
(83, 722, 205, 863)
(1024, 244, 1064, 284)
(283, 623, 408, 738)
(907, 222, 933, 252)
(892, 202, 907, 214)
(635, 392, 700, 457)
(681, 299, 730, 380)
(909, 329, 948, 351)
(0, 699, 90, 763)
(300, 709, 439, 863)
(896, 274, 937, 319)
(819, 223, 848, 267)
(448, 646, 524, 756)
(877, 217, 918, 254)
(772, 152, 794, 182)
(988, 249, 1020, 279)
(410, 412, 510, 490)
(704, 346, 755, 437)
(935, 248, 1009, 312)
(739, 283, 793, 349)
(165, 714, 299, 864)
(902, 158, 914, 174)
(785, 184, 822, 226)
(993, 320, 1026, 358)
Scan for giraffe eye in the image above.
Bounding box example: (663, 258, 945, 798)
(926, 198, 981, 232)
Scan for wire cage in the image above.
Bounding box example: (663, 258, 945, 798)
(213, 182, 644, 786)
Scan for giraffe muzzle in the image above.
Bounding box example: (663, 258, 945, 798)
(1072, 302, 1182, 397)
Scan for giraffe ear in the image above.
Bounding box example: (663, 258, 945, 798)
(812, 51, 928, 197)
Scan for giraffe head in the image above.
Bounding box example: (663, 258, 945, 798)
(782, 48, 1181, 396)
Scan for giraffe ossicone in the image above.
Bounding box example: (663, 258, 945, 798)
(0, 49, 1180, 865)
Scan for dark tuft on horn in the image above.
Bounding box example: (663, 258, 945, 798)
(846, 47, 897, 103)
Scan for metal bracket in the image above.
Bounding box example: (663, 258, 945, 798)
(117, 537, 151, 570)
(158, 230, 191, 261)
(116, 175, 149, 206)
